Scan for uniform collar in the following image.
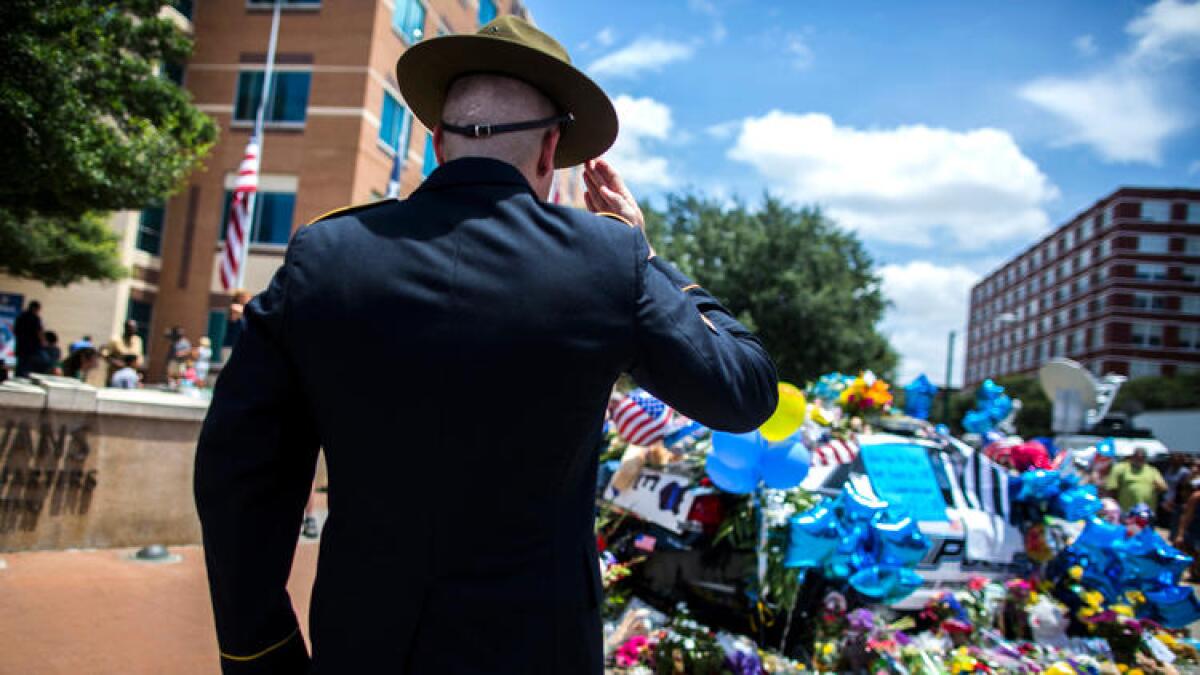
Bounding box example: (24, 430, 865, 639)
(413, 156, 536, 196)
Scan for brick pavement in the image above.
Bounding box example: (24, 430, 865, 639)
(0, 541, 319, 675)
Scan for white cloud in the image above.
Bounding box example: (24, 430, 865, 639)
(1190, 159, 1200, 174)
(587, 38, 695, 79)
(1127, 0, 1200, 63)
(726, 112, 1058, 249)
(594, 27, 616, 48)
(1019, 71, 1187, 164)
(879, 261, 979, 387)
(1021, 0, 1198, 165)
(785, 33, 814, 70)
(1073, 34, 1097, 57)
(605, 95, 675, 189)
(711, 22, 728, 43)
(705, 120, 740, 140)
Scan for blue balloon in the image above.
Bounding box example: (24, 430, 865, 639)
(705, 453, 758, 494)
(849, 565, 925, 603)
(1073, 519, 1126, 551)
(1016, 469, 1062, 502)
(978, 379, 1005, 403)
(841, 483, 889, 522)
(711, 431, 764, 470)
(1054, 485, 1103, 521)
(989, 394, 1013, 421)
(903, 374, 938, 420)
(1143, 586, 1200, 629)
(784, 504, 841, 569)
(759, 442, 810, 489)
(963, 410, 992, 434)
(1096, 438, 1116, 457)
(825, 525, 872, 580)
(874, 516, 932, 567)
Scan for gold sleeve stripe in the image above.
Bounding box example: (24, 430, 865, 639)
(306, 205, 357, 226)
(595, 211, 634, 228)
(680, 283, 700, 292)
(220, 627, 300, 662)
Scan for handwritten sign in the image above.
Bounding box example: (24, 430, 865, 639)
(859, 442, 948, 522)
(603, 468, 696, 534)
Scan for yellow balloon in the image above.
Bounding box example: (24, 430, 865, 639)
(759, 382, 808, 442)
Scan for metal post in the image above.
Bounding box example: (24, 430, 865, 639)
(942, 330, 956, 422)
(235, 0, 282, 290)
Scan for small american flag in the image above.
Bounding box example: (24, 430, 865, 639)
(612, 389, 672, 447)
(634, 533, 657, 553)
(219, 137, 261, 291)
(811, 437, 859, 466)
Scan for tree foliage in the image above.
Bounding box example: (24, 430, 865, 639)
(1113, 373, 1200, 414)
(0, 0, 217, 285)
(643, 193, 897, 384)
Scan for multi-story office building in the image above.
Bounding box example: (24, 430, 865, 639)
(965, 188, 1200, 389)
(0, 0, 587, 381)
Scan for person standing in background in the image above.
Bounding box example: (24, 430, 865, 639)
(102, 320, 144, 385)
(194, 336, 213, 386)
(13, 300, 44, 377)
(42, 331, 62, 375)
(1106, 447, 1167, 513)
(110, 354, 140, 389)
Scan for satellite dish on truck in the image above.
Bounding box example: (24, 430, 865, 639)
(1039, 359, 1098, 433)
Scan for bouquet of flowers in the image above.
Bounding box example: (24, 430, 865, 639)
(651, 605, 726, 675)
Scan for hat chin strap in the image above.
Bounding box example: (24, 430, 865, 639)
(441, 113, 574, 139)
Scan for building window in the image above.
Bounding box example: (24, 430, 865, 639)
(1100, 239, 1111, 257)
(1140, 200, 1172, 222)
(136, 205, 165, 255)
(126, 299, 153, 347)
(1188, 203, 1200, 224)
(1130, 323, 1163, 347)
(422, 132, 437, 176)
(1183, 296, 1200, 315)
(1135, 263, 1169, 281)
(478, 0, 497, 25)
(1137, 234, 1169, 254)
(1187, 238, 1200, 255)
(233, 70, 311, 124)
(1081, 219, 1093, 240)
(1071, 330, 1085, 353)
(1131, 293, 1167, 311)
(221, 191, 296, 245)
(1179, 326, 1200, 350)
(1053, 335, 1065, 356)
(393, 0, 426, 43)
(1089, 326, 1101, 348)
(379, 92, 410, 154)
(1129, 360, 1161, 378)
(1183, 266, 1200, 284)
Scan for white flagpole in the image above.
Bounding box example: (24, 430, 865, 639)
(235, 0, 282, 290)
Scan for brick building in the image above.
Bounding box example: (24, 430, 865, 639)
(964, 188, 1200, 389)
(0, 0, 588, 382)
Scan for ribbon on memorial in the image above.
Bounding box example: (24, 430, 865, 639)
(783, 482, 931, 603)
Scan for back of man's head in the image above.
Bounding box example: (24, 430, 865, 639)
(440, 74, 557, 174)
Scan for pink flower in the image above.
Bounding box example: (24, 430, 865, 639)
(967, 575, 988, 592)
(615, 635, 648, 667)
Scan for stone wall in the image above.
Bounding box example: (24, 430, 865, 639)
(0, 376, 209, 552)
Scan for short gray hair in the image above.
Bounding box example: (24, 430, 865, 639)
(440, 74, 557, 169)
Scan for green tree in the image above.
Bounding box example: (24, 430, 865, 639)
(1113, 373, 1200, 414)
(643, 193, 897, 384)
(0, 0, 217, 285)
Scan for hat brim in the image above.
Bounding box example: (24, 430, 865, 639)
(396, 35, 618, 169)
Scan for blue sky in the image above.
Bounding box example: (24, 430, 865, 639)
(531, 0, 1200, 386)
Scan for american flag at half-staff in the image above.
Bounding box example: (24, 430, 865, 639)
(385, 148, 402, 199)
(219, 137, 261, 291)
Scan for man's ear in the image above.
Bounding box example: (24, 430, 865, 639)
(433, 125, 446, 164)
(536, 128, 559, 178)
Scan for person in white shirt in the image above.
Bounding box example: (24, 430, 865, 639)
(110, 354, 140, 389)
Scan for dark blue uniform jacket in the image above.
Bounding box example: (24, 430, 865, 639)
(195, 157, 778, 674)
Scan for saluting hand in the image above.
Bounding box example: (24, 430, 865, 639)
(583, 158, 645, 230)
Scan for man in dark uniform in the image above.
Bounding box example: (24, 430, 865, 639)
(195, 16, 777, 674)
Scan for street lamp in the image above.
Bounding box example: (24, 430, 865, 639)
(942, 313, 1019, 422)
